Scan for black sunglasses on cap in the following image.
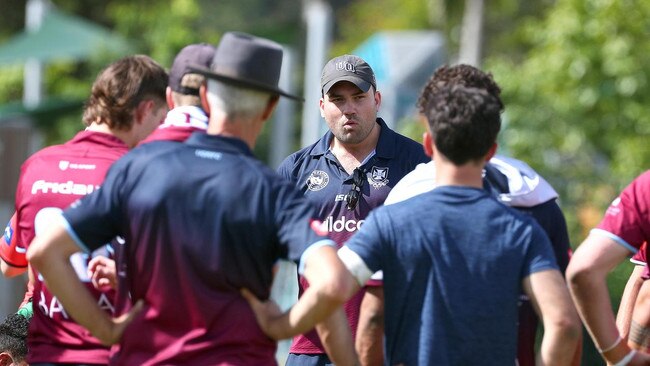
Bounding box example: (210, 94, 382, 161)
(346, 167, 365, 210)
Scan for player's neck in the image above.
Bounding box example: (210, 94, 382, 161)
(433, 157, 484, 189)
(206, 111, 263, 150)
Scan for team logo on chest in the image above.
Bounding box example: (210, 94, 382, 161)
(369, 166, 389, 189)
(306, 170, 330, 191)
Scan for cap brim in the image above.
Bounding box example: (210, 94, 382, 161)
(190, 66, 304, 101)
(322, 76, 372, 95)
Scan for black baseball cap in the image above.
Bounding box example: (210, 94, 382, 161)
(169, 43, 216, 95)
(320, 54, 377, 95)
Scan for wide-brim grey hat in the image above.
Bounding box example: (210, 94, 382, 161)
(190, 32, 303, 101)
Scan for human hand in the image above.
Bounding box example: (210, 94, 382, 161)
(96, 299, 144, 345)
(240, 288, 285, 340)
(87, 255, 117, 291)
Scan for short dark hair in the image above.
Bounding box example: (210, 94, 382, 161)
(417, 64, 504, 115)
(0, 314, 29, 362)
(423, 85, 501, 165)
(83, 55, 168, 131)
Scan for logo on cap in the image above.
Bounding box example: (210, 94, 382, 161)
(335, 61, 355, 73)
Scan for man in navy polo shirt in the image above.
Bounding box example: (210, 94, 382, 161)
(27, 32, 359, 365)
(278, 54, 428, 366)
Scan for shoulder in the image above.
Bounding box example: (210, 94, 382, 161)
(112, 141, 184, 174)
(22, 143, 66, 166)
(277, 141, 322, 177)
(625, 170, 650, 196)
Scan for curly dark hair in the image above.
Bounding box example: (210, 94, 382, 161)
(417, 64, 504, 115)
(0, 313, 29, 362)
(82, 55, 168, 131)
(423, 85, 501, 165)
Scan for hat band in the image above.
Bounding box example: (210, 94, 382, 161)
(176, 86, 200, 96)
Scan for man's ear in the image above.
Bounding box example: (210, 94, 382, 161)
(319, 98, 325, 118)
(199, 83, 210, 116)
(422, 131, 434, 158)
(134, 99, 154, 125)
(373, 89, 382, 111)
(485, 143, 498, 161)
(261, 96, 280, 121)
(0, 352, 14, 366)
(165, 87, 174, 109)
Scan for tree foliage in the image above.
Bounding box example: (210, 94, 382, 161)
(486, 0, 650, 239)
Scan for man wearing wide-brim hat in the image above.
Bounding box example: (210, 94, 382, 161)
(27, 31, 358, 365)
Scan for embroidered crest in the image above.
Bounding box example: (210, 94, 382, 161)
(306, 170, 330, 191)
(369, 166, 389, 189)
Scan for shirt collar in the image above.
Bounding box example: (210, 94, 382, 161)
(184, 132, 254, 157)
(70, 130, 128, 149)
(309, 118, 396, 159)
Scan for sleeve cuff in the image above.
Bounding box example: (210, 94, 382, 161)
(298, 239, 337, 275)
(590, 228, 638, 254)
(338, 246, 373, 286)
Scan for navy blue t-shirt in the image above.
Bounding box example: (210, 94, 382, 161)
(62, 133, 333, 365)
(345, 185, 558, 366)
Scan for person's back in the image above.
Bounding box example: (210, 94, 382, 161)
(339, 85, 580, 365)
(27, 32, 362, 366)
(361, 186, 549, 364)
(16, 55, 167, 365)
(76, 139, 300, 364)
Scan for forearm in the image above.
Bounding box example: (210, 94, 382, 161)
(537, 321, 581, 366)
(568, 271, 635, 364)
(616, 266, 644, 338)
(0, 261, 27, 277)
(267, 282, 350, 340)
(571, 274, 619, 344)
(316, 307, 358, 366)
(356, 286, 384, 366)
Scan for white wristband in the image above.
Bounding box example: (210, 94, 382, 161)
(613, 350, 637, 366)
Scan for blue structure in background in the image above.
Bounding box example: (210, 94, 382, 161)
(353, 31, 446, 131)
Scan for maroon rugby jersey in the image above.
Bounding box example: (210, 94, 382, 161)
(15, 130, 127, 364)
(596, 170, 650, 254)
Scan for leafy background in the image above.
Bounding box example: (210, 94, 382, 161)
(2, 0, 648, 364)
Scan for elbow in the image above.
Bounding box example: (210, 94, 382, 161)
(320, 270, 359, 305)
(554, 311, 582, 342)
(565, 260, 598, 293)
(1, 261, 23, 278)
(26, 237, 47, 272)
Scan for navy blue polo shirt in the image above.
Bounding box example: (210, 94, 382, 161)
(277, 118, 429, 354)
(277, 118, 429, 248)
(62, 132, 333, 365)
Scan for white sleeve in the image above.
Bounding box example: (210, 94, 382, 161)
(338, 246, 374, 286)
